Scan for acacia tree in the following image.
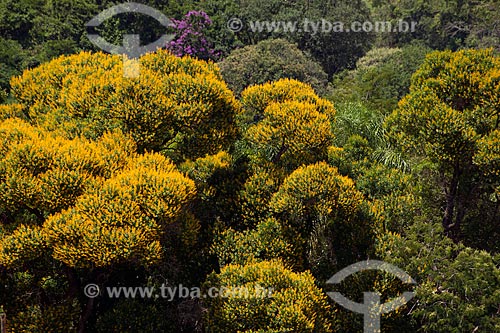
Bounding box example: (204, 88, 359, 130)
(0, 50, 243, 331)
(10, 50, 240, 163)
(235, 79, 337, 227)
(386, 49, 500, 244)
(269, 162, 377, 277)
(0, 117, 197, 331)
(240, 79, 335, 171)
(203, 260, 332, 332)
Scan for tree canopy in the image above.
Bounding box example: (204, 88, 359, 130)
(0, 2, 499, 332)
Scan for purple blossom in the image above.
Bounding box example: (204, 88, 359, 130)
(165, 11, 219, 61)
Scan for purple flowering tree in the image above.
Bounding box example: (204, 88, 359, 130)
(166, 11, 219, 61)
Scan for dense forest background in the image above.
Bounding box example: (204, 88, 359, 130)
(0, 0, 499, 332)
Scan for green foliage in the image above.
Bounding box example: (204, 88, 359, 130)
(238, 168, 281, 226)
(0, 0, 196, 62)
(202, 0, 374, 76)
(465, 0, 500, 50)
(219, 39, 328, 96)
(331, 102, 384, 149)
(204, 260, 332, 333)
(329, 135, 409, 194)
(0, 3, 499, 330)
(95, 299, 177, 333)
(378, 220, 500, 333)
(328, 134, 417, 235)
(178, 149, 249, 238)
(180, 151, 232, 201)
(474, 129, 500, 178)
(0, 0, 97, 48)
(7, 301, 80, 333)
(0, 37, 25, 95)
(369, 0, 499, 50)
(330, 43, 432, 114)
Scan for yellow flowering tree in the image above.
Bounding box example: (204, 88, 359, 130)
(43, 152, 196, 269)
(269, 162, 377, 276)
(203, 260, 332, 333)
(236, 79, 338, 228)
(0, 117, 197, 331)
(386, 49, 500, 245)
(240, 79, 335, 171)
(10, 50, 241, 162)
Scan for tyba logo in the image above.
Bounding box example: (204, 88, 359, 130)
(327, 260, 416, 333)
(85, 2, 174, 77)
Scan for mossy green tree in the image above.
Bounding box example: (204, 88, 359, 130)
(218, 38, 328, 96)
(330, 43, 432, 114)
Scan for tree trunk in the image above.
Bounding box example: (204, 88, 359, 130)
(65, 266, 80, 299)
(272, 139, 288, 164)
(77, 269, 107, 333)
(77, 296, 95, 333)
(443, 163, 461, 240)
(0, 312, 6, 333)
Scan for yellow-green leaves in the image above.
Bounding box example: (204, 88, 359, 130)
(387, 89, 478, 164)
(204, 260, 332, 333)
(387, 49, 500, 166)
(411, 49, 500, 114)
(43, 153, 196, 268)
(0, 118, 197, 270)
(240, 79, 335, 169)
(9, 50, 241, 162)
(386, 48, 500, 245)
(269, 162, 374, 270)
(0, 225, 45, 267)
(212, 217, 292, 267)
(241, 79, 334, 120)
(474, 129, 500, 177)
(0, 119, 135, 215)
